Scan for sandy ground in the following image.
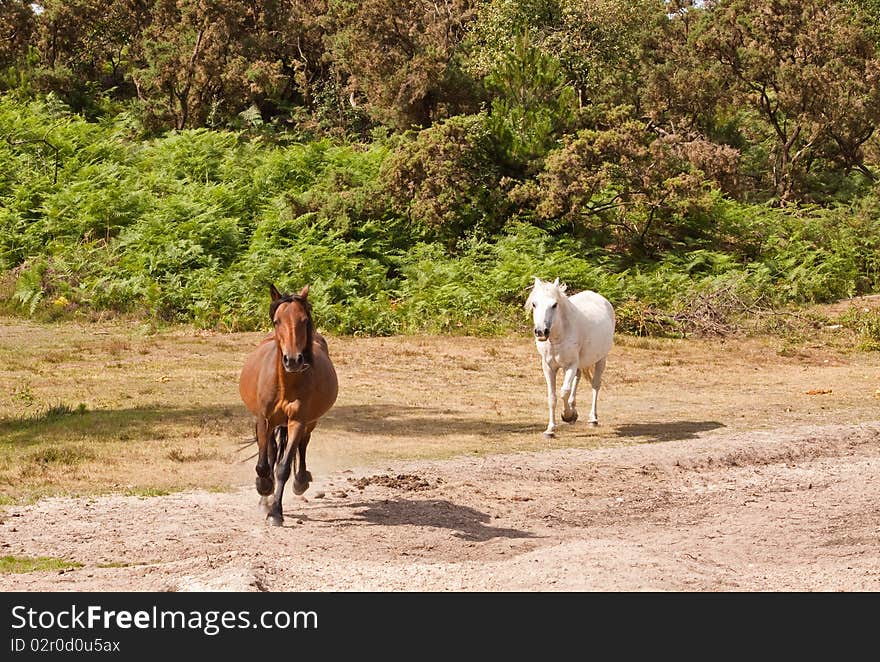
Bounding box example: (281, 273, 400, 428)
(1, 419, 878, 592)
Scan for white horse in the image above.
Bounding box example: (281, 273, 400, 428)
(525, 277, 615, 438)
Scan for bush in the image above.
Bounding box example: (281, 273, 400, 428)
(380, 113, 506, 243)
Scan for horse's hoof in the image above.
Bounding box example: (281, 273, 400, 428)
(255, 476, 273, 496)
(588, 420, 599, 427)
(258, 496, 274, 514)
(561, 411, 578, 424)
(266, 513, 284, 527)
(292, 480, 310, 496)
(542, 431, 555, 439)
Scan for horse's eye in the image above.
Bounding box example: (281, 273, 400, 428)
(272, 319, 279, 326)
(551, 302, 557, 309)
(531, 302, 536, 309)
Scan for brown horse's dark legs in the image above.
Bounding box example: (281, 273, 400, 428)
(267, 421, 303, 526)
(292, 427, 314, 495)
(254, 419, 274, 496)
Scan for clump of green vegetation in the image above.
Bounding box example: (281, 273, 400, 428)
(0, 555, 82, 574)
(839, 308, 880, 351)
(25, 445, 94, 466)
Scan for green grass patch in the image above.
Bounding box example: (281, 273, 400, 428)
(0, 555, 82, 574)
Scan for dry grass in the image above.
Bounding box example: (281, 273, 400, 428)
(1, 308, 879, 503)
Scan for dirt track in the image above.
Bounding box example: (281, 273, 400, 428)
(2, 420, 878, 591)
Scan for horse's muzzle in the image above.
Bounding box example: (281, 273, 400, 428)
(282, 353, 309, 373)
(534, 328, 550, 341)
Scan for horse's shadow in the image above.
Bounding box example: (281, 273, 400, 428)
(325, 498, 536, 542)
(613, 421, 725, 443)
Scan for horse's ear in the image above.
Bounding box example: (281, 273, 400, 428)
(299, 284, 310, 299)
(269, 284, 282, 301)
(553, 277, 559, 287)
(533, 276, 542, 287)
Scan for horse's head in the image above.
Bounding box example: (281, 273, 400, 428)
(269, 284, 314, 373)
(525, 277, 567, 342)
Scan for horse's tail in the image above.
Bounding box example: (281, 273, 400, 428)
(274, 424, 288, 456)
(236, 422, 258, 449)
(235, 422, 259, 463)
(236, 423, 287, 451)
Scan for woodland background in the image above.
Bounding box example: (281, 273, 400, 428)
(2, 0, 880, 338)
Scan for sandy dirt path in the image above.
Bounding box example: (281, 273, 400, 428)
(2, 420, 878, 592)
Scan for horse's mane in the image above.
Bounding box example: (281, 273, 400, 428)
(269, 293, 314, 364)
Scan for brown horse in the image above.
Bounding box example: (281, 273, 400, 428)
(239, 284, 338, 525)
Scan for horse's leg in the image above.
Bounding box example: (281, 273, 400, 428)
(259, 426, 283, 513)
(267, 420, 304, 526)
(254, 418, 274, 500)
(588, 357, 607, 426)
(560, 367, 581, 424)
(542, 360, 558, 438)
(292, 422, 316, 495)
